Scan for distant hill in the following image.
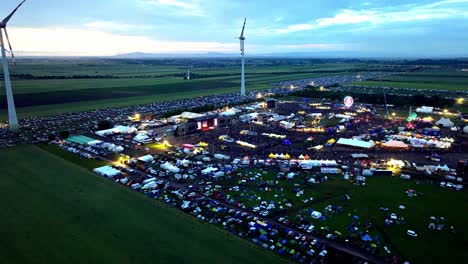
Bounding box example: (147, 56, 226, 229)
(113, 52, 239, 59)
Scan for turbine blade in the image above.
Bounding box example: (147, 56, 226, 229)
(4, 28, 16, 65)
(240, 18, 246, 38)
(2, 0, 26, 25)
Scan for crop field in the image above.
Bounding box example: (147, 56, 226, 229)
(0, 145, 288, 264)
(351, 70, 468, 91)
(0, 59, 382, 120)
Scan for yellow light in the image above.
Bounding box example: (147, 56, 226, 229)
(456, 98, 464, 104)
(319, 86, 324, 91)
(290, 85, 295, 90)
(134, 113, 141, 120)
(392, 112, 396, 117)
(443, 109, 448, 114)
(256, 93, 263, 99)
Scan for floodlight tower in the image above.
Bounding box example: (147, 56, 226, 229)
(380, 76, 389, 118)
(238, 18, 246, 96)
(0, 0, 26, 131)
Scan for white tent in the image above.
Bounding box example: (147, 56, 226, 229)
(134, 133, 150, 143)
(93, 166, 120, 178)
(239, 113, 259, 122)
(201, 167, 218, 175)
(382, 140, 409, 148)
(311, 211, 322, 219)
(436, 117, 454, 128)
(337, 138, 375, 149)
(279, 121, 295, 129)
(416, 106, 434, 113)
(138, 155, 154, 163)
(464, 126, 468, 134)
(161, 162, 180, 173)
(96, 125, 137, 136)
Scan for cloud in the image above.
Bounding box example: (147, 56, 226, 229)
(84, 20, 153, 32)
(9, 26, 237, 56)
(275, 0, 468, 34)
(278, 43, 351, 50)
(276, 24, 315, 34)
(275, 16, 284, 22)
(140, 0, 205, 17)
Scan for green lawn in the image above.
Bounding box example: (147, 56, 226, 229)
(37, 143, 110, 170)
(0, 145, 288, 264)
(352, 80, 467, 91)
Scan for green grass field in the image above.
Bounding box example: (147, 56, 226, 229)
(351, 70, 468, 91)
(0, 145, 288, 264)
(306, 177, 468, 264)
(224, 168, 468, 263)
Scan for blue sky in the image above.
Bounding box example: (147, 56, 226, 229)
(3, 0, 468, 57)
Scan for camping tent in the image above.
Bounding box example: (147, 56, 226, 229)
(161, 162, 180, 173)
(436, 117, 454, 128)
(311, 211, 322, 219)
(133, 133, 149, 143)
(138, 155, 154, 163)
(464, 126, 468, 134)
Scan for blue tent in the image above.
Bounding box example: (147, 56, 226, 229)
(362, 234, 373, 241)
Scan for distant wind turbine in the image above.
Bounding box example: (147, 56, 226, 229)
(238, 18, 246, 96)
(0, 0, 26, 131)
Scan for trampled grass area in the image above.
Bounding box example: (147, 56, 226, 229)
(306, 177, 468, 264)
(0, 145, 288, 264)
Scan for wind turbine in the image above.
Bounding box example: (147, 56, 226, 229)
(0, 0, 26, 132)
(238, 18, 246, 96)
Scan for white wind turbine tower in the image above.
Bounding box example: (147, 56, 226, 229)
(238, 18, 246, 96)
(0, 0, 26, 132)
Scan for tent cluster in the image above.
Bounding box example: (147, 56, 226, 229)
(93, 165, 121, 178)
(88, 140, 124, 153)
(95, 125, 137, 137)
(268, 153, 291, 159)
